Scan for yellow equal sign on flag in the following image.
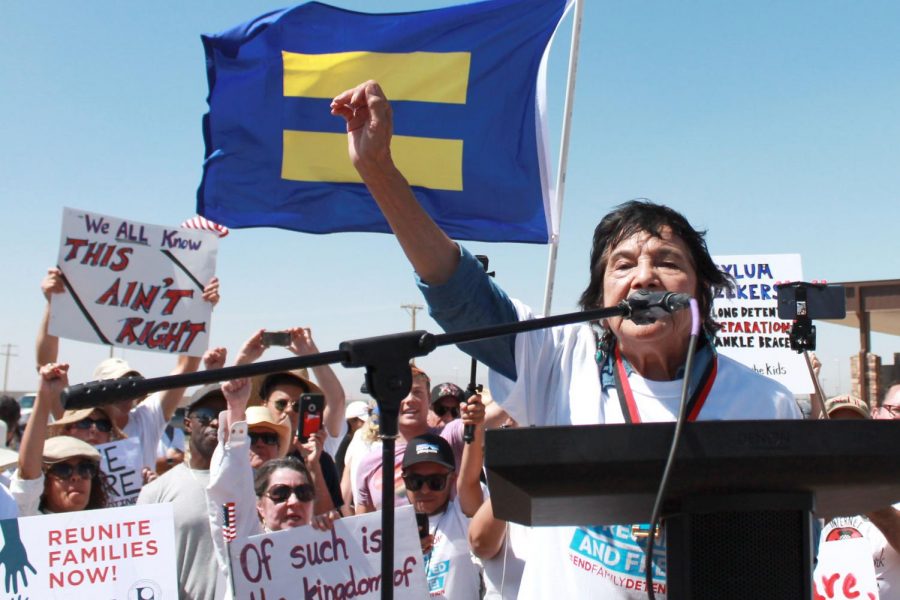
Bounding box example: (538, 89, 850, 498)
(281, 51, 469, 191)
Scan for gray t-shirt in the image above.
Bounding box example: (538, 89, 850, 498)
(137, 463, 224, 600)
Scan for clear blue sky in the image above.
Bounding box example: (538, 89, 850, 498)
(2, 0, 897, 398)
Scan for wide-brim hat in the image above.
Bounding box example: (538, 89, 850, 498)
(48, 407, 127, 440)
(43, 436, 101, 464)
(402, 432, 455, 471)
(251, 369, 322, 406)
(246, 406, 292, 458)
(825, 395, 870, 419)
(92, 357, 141, 381)
(0, 448, 18, 471)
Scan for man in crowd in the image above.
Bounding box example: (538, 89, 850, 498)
(403, 432, 481, 598)
(354, 366, 477, 513)
(137, 383, 228, 600)
(430, 382, 464, 427)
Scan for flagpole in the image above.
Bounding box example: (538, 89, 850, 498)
(542, 0, 584, 316)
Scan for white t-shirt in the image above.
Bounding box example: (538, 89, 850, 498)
(346, 427, 379, 507)
(425, 498, 482, 599)
(123, 392, 167, 473)
(482, 521, 528, 600)
(819, 506, 900, 598)
(487, 300, 802, 600)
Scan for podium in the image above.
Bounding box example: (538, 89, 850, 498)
(484, 420, 900, 600)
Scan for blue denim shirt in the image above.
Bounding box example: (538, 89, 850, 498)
(416, 245, 519, 380)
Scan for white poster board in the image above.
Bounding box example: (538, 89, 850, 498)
(713, 254, 812, 393)
(0, 503, 177, 598)
(813, 538, 879, 600)
(49, 207, 218, 357)
(97, 438, 144, 507)
(229, 505, 428, 599)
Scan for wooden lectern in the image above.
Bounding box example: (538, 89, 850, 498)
(484, 420, 900, 600)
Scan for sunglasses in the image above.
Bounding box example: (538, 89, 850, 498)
(403, 473, 450, 492)
(46, 460, 99, 480)
(265, 484, 315, 504)
(70, 417, 113, 433)
(272, 399, 300, 413)
(189, 407, 219, 426)
(249, 432, 280, 446)
(433, 404, 460, 419)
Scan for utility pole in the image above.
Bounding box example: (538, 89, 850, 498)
(1, 344, 17, 394)
(401, 304, 424, 331)
(401, 304, 424, 365)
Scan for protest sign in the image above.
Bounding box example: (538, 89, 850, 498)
(49, 207, 218, 356)
(0, 503, 177, 598)
(813, 537, 879, 600)
(229, 504, 428, 599)
(713, 254, 812, 393)
(97, 438, 143, 507)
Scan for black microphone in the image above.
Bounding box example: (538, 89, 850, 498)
(624, 290, 692, 324)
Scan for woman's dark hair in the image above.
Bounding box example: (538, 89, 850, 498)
(578, 200, 733, 345)
(253, 456, 313, 499)
(40, 459, 111, 512)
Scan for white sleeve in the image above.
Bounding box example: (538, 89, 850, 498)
(0, 483, 19, 520)
(207, 414, 261, 577)
(324, 419, 348, 457)
(126, 393, 169, 472)
(9, 471, 44, 517)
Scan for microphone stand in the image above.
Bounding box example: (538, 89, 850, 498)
(62, 303, 639, 600)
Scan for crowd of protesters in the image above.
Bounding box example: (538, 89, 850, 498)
(0, 80, 896, 599)
(10, 251, 898, 600)
(3, 256, 897, 599)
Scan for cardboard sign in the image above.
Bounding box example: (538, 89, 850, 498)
(96, 438, 143, 507)
(813, 538, 879, 600)
(713, 254, 812, 393)
(229, 505, 428, 599)
(0, 503, 177, 598)
(49, 207, 218, 356)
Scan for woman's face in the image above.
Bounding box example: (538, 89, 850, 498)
(249, 427, 281, 469)
(64, 409, 113, 446)
(43, 459, 95, 512)
(257, 468, 313, 531)
(601, 227, 698, 352)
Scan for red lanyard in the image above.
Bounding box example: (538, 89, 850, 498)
(612, 344, 717, 423)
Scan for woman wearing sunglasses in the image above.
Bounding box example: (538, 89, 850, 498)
(11, 363, 108, 515)
(207, 377, 337, 593)
(48, 406, 126, 446)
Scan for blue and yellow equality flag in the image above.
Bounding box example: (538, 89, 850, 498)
(198, 0, 567, 243)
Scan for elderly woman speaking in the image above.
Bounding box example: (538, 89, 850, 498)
(330, 80, 801, 600)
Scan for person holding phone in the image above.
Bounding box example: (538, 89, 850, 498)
(235, 327, 348, 513)
(235, 327, 346, 444)
(402, 432, 482, 599)
(207, 377, 337, 598)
